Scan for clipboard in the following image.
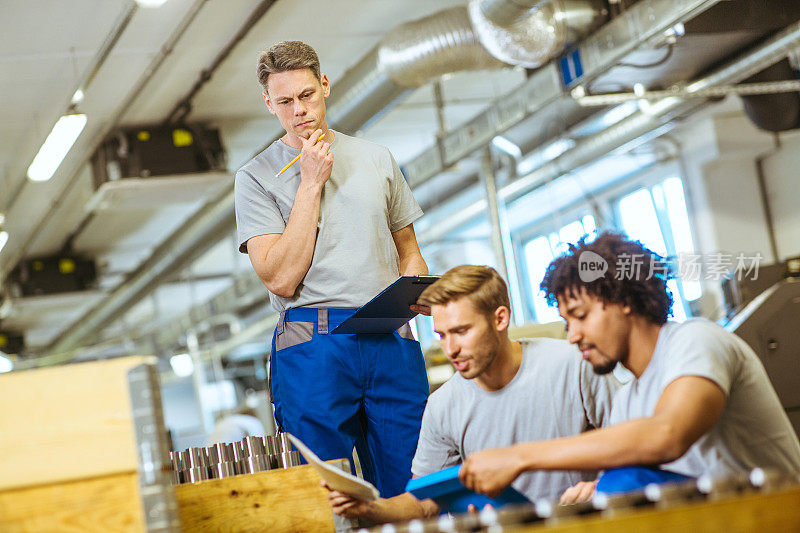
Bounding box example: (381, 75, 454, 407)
(405, 465, 529, 513)
(331, 275, 440, 334)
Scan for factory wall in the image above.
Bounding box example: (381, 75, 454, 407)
(673, 98, 799, 319)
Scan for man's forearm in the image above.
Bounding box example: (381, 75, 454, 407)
(261, 183, 323, 296)
(516, 416, 685, 473)
(363, 493, 439, 523)
(399, 252, 428, 277)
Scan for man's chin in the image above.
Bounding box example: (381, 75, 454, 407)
(592, 360, 617, 375)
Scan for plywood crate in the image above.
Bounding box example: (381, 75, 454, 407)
(0, 356, 342, 532)
(0, 356, 178, 532)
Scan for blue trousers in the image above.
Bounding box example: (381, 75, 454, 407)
(596, 466, 694, 494)
(270, 307, 429, 498)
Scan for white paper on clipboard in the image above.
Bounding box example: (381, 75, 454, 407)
(287, 433, 380, 502)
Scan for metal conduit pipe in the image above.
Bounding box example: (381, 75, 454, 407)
(39, 0, 601, 361)
(419, 19, 800, 244)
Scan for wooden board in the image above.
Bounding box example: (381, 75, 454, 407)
(510, 485, 800, 533)
(0, 356, 155, 491)
(0, 471, 145, 532)
(175, 464, 337, 533)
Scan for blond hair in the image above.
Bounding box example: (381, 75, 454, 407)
(257, 40, 321, 92)
(419, 265, 510, 316)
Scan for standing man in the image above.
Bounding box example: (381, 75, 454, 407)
(234, 41, 429, 498)
(458, 232, 800, 500)
(325, 265, 618, 522)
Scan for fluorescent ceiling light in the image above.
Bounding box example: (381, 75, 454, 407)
(491, 136, 522, 159)
(27, 113, 87, 182)
(71, 89, 84, 104)
(0, 353, 12, 373)
(0, 231, 8, 254)
(170, 352, 194, 377)
(135, 0, 169, 7)
(0, 212, 4, 225)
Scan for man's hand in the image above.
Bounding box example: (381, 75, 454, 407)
(459, 446, 524, 498)
(300, 129, 333, 189)
(322, 480, 374, 519)
(559, 480, 597, 505)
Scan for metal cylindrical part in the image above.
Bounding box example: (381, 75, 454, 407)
(169, 451, 183, 485)
(242, 454, 271, 473)
(233, 441, 250, 474)
(262, 435, 279, 469)
(644, 480, 702, 507)
(277, 432, 292, 453)
(263, 435, 279, 455)
(183, 447, 209, 469)
(208, 443, 238, 479)
(276, 450, 301, 469)
(181, 447, 211, 482)
(697, 472, 750, 497)
(243, 435, 266, 456)
(184, 466, 211, 483)
(239, 437, 271, 473)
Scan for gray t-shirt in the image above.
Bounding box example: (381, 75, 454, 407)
(609, 318, 800, 478)
(234, 131, 423, 311)
(411, 337, 619, 501)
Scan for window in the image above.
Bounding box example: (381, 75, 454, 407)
(523, 215, 596, 323)
(615, 177, 699, 320)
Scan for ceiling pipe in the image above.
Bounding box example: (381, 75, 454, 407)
(419, 18, 800, 243)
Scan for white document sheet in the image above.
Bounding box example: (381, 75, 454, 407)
(287, 433, 380, 502)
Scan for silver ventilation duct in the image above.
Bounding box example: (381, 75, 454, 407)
(479, 0, 551, 27)
(327, 1, 601, 132)
(469, 0, 603, 68)
(327, 6, 504, 133)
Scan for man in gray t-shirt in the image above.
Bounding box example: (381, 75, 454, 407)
(325, 266, 618, 522)
(413, 336, 617, 500)
(234, 41, 429, 498)
(459, 232, 800, 502)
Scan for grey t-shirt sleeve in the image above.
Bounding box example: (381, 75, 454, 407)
(660, 322, 735, 396)
(578, 360, 621, 429)
(234, 169, 286, 253)
(386, 151, 423, 233)
(411, 394, 460, 477)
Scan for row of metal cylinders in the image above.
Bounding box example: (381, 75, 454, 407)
(357, 468, 799, 533)
(170, 433, 301, 484)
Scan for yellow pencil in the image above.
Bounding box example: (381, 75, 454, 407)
(275, 130, 328, 177)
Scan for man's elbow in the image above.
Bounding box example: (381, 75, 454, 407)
(643, 422, 694, 464)
(262, 276, 297, 299)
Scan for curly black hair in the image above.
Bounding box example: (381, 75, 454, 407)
(539, 231, 674, 324)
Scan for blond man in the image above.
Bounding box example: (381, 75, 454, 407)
(326, 265, 618, 522)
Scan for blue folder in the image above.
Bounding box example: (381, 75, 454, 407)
(331, 275, 440, 334)
(405, 465, 530, 514)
